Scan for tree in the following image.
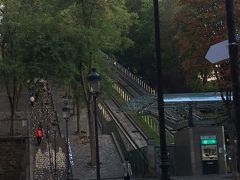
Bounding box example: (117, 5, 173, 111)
(119, 0, 186, 92)
(174, 0, 240, 88)
(0, 0, 74, 135)
(49, 0, 135, 166)
(0, 0, 33, 135)
(173, 0, 240, 113)
(174, 0, 240, 177)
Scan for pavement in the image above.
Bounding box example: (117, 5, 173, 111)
(172, 175, 232, 180)
(139, 174, 232, 180)
(29, 85, 67, 180)
(52, 88, 124, 180)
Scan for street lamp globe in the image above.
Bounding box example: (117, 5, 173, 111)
(62, 104, 70, 119)
(87, 68, 101, 94)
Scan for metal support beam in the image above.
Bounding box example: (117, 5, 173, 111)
(153, 0, 170, 179)
(225, 0, 240, 177)
(93, 95, 101, 180)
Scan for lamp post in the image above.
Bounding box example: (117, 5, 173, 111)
(62, 102, 72, 179)
(87, 68, 101, 180)
(52, 119, 58, 180)
(225, 0, 240, 177)
(153, 0, 170, 179)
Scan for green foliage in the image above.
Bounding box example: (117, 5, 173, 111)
(59, 0, 135, 102)
(190, 79, 218, 93)
(0, 0, 135, 102)
(128, 112, 174, 145)
(92, 53, 116, 99)
(119, 0, 186, 92)
(0, 0, 66, 81)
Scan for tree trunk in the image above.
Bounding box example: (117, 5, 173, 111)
(81, 72, 96, 166)
(73, 102, 76, 115)
(202, 74, 208, 85)
(10, 103, 16, 136)
(5, 77, 22, 136)
(87, 95, 96, 166)
(76, 99, 80, 134)
(10, 85, 19, 136)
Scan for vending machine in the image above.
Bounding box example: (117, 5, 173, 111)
(200, 135, 219, 174)
(175, 126, 226, 176)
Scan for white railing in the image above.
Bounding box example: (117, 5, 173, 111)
(113, 62, 157, 95)
(112, 84, 131, 102)
(139, 112, 159, 133)
(98, 103, 111, 121)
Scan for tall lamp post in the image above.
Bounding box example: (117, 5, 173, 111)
(52, 119, 58, 180)
(87, 68, 101, 180)
(62, 102, 72, 179)
(225, 0, 240, 176)
(153, 0, 170, 179)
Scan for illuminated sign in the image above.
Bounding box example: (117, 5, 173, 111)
(201, 139, 217, 145)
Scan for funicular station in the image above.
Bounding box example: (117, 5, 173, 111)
(96, 60, 230, 178)
(123, 92, 227, 176)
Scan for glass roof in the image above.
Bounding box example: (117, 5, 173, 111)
(124, 92, 226, 112)
(163, 92, 224, 103)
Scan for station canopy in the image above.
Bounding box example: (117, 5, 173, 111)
(123, 92, 226, 114)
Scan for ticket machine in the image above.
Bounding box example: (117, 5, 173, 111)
(200, 136, 219, 174)
(175, 127, 226, 176)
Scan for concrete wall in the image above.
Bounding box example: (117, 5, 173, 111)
(175, 128, 193, 175)
(154, 145, 177, 177)
(147, 139, 156, 177)
(0, 137, 27, 180)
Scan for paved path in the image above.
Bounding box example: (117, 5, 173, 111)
(52, 88, 124, 180)
(70, 135, 123, 179)
(137, 174, 232, 180)
(171, 174, 232, 180)
(29, 84, 67, 180)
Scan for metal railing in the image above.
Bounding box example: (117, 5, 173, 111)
(98, 102, 148, 177)
(113, 62, 157, 95)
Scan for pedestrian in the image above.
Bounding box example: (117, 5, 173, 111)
(30, 95, 35, 107)
(35, 126, 44, 145)
(123, 158, 132, 180)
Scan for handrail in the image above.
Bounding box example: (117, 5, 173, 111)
(111, 132, 125, 163)
(102, 101, 138, 149)
(113, 61, 156, 95)
(49, 91, 62, 138)
(111, 96, 149, 142)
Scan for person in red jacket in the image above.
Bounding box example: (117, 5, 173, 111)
(35, 127, 44, 145)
